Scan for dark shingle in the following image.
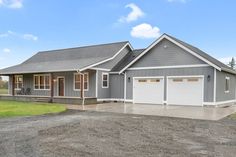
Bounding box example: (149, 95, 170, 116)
(112, 49, 145, 72)
(0, 41, 128, 74)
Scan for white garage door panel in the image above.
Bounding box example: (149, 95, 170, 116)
(167, 77, 203, 106)
(133, 78, 164, 104)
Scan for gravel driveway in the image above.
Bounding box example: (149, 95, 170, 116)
(0, 110, 236, 157)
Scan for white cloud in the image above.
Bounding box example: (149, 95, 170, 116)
(219, 57, 236, 65)
(167, 0, 187, 3)
(131, 23, 161, 39)
(23, 34, 38, 41)
(3, 48, 11, 53)
(0, 0, 23, 9)
(119, 3, 144, 23)
(0, 30, 38, 41)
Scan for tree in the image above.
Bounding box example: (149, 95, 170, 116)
(229, 57, 236, 69)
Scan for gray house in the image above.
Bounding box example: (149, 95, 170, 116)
(0, 33, 236, 106)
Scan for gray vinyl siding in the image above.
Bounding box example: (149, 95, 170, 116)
(9, 71, 96, 97)
(216, 70, 236, 102)
(97, 70, 110, 98)
(110, 74, 124, 99)
(95, 46, 131, 70)
(53, 70, 96, 98)
(125, 67, 214, 102)
(131, 39, 205, 68)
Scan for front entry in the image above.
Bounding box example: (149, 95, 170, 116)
(58, 77, 65, 96)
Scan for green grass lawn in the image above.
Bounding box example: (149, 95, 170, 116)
(0, 89, 8, 94)
(229, 112, 236, 119)
(0, 100, 66, 118)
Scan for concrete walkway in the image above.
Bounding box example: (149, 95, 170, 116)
(67, 103, 236, 120)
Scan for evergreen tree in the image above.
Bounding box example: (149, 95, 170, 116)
(229, 57, 236, 69)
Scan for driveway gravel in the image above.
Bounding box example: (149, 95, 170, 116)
(0, 110, 236, 157)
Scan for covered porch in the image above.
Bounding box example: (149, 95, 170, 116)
(0, 70, 98, 105)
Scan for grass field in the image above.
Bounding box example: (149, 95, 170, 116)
(230, 112, 236, 119)
(0, 100, 66, 118)
(0, 89, 8, 94)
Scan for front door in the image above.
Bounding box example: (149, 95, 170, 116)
(58, 77, 65, 96)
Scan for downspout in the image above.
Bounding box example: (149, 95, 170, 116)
(120, 72, 126, 103)
(77, 70, 85, 109)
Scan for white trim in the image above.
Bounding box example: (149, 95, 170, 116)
(97, 98, 133, 102)
(14, 75, 23, 90)
(127, 64, 210, 70)
(203, 102, 215, 106)
(97, 98, 124, 102)
(132, 76, 165, 104)
(166, 75, 204, 106)
(80, 43, 133, 71)
(33, 74, 51, 91)
(119, 34, 221, 74)
(57, 76, 65, 97)
(95, 70, 98, 98)
(133, 76, 165, 79)
(124, 72, 127, 101)
(109, 72, 120, 74)
(90, 68, 110, 71)
(2, 69, 78, 75)
(213, 68, 216, 103)
(215, 99, 236, 106)
(73, 72, 89, 91)
(102, 72, 109, 88)
(125, 99, 133, 103)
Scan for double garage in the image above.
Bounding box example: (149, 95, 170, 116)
(133, 76, 204, 106)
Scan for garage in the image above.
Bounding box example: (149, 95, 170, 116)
(133, 77, 164, 104)
(167, 76, 204, 106)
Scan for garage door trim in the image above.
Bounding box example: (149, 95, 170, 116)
(133, 76, 165, 104)
(166, 75, 204, 106)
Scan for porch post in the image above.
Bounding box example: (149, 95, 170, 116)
(50, 73, 54, 103)
(12, 74, 15, 96)
(80, 73, 85, 107)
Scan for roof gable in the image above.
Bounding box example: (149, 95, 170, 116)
(119, 34, 236, 74)
(129, 38, 205, 68)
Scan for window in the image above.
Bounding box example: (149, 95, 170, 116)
(225, 77, 230, 93)
(102, 73, 109, 88)
(188, 78, 199, 82)
(172, 78, 183, 82)
(150, 79, 160, 82)
(14, 75, 23, 89)
(138, 79, 147, 83)
(74, 73, 89, 90)
(34, 74, 50, 90)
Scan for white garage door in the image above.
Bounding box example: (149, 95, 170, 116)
(167, 77, 204, 106)
(133, 78, 164, 104)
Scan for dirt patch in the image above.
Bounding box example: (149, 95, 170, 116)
(0, 110, 236, 157)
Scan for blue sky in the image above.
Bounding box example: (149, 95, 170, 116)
(0, 0, 236, 70)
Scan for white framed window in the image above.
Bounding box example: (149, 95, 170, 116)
(14, 75, 23, 90)
(102, 73, 109, 88)
(225, 77, 230, 93)
(74, 73, 89, 91)
(34, 74, 50, 90)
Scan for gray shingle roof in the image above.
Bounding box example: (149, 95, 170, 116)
(112, 49, 145, 72)
(0, 41, 128, 74)
(165, 34, 236, 74)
